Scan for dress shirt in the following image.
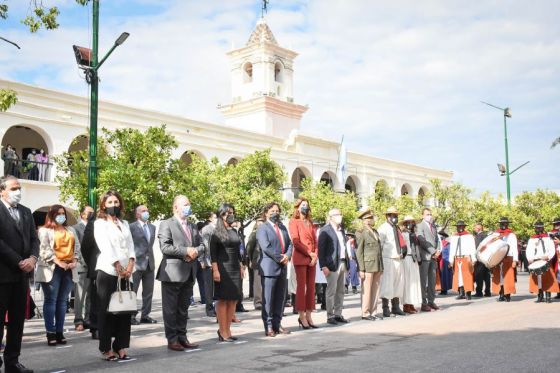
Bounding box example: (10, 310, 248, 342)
(268, 220, 285, 250)
(1, 198, 20, 220)
(334, 225, 345, 259)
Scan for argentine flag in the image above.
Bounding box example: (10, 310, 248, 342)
(336, 137, 347, 185)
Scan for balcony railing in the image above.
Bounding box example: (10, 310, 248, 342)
(2, 159, 53, 182)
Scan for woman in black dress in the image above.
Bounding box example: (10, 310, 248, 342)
(211, 203, 244, 342)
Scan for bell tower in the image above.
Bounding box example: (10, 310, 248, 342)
(219, 17, 307, 138)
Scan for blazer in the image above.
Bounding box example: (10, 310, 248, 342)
(246, 230, 261, 270)
(403, 231, 422, 263)
(80, 218, 100, 279)
(156, 217, 203, 283)
(199, 223, 215, 267)
(35, 226, 80, 283)
(318, 223, 348, 272)
(356, 227, 383, 273)
(256, 221, 293, 277)
(416, 220, 441, 261)
(72, 221, 88, 272)
(288, 218, 317, 266)
(0, 202, 40, 284)
(94, 219, 136, 276)
(129, 220, 156, 272)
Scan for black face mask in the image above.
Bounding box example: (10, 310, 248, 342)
(500, 223, 508, 230)
(105, 206, 121, 217)
(300, 206, 310, 216)
(535, 228, 544, 235)
(406, 224, 414, 231)
(389, 216, 398, 225)
(270, 213, 280, 224)
(457, 227, 465, 233)
(226, 214, 235, 225)
(86, 211, 95, 221)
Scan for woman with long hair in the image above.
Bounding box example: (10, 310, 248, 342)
(288, 198, 318, 329)
(210, 203, 244, 342)
(36, 204, 80, 345)
(94, 191, 135, 361)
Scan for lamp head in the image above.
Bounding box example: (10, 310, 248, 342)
(73, 45, 92, 67)
(497, 163, 506, 176)
(115, 32, 129, 46)
(504, 107, 512, 118)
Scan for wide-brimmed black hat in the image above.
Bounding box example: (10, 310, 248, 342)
(455, 220, 467, 227)
(534, 221, 544, 229)
(438, 230, 449, 238)
(498, 217, 511, 224)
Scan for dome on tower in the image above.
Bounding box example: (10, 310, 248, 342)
(246, 18, 278, 46)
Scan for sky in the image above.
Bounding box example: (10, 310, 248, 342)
(1, 0, 559, 196)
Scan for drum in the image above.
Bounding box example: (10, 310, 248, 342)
(476, 235, 509, 269)
(528, 260, 550, 276)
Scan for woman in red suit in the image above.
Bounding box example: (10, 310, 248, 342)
(288, 198, 319, 329)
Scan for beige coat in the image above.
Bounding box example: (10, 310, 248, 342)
(356, 227, 383, 273)
(35, 226, 80, 283)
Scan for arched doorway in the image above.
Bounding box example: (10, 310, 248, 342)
(418, 186, 429, 205)
(2, 125, 51, 181)
(345, 175, 360, 194)
(68, 134, 89, 153)
(291, 167, 311, 198)
(227, 157, 240, 166)
(401, 183, 413, 196)
(180, 150, 205, 166)
(320, 171, 335, 189)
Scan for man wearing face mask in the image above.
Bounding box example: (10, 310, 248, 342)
(72, 205, 94, 332)
(473, 223, 491, 297)
(0, 175, 39, 373)
(256, 202, 293, 336)
(157, 195, 202, 351)
(130, 205, 157, 325)
(400, 215, 422, 314)
(200, 212, 218, 317)
(378, 207, 407, 318)
(416, 208, 442, 312)
(526, 221, 558, 303)
(491, 217, 518, 302)
(448, 221, 477, 301)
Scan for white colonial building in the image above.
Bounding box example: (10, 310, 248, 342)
(0, 18, 453, 221)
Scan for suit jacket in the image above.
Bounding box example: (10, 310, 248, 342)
(80, 218, 100, 279)
(356, 227, 383, 272)
(256, 221, 293, 277)
(199, 223, 215, 267)
(318, 223, 348, 272)
(416, 220, 441, 261)
(288, 218, 317, 266)
(156, 217, 203, 283)
(72, 221, 88, 272)
(0, 202, 40, 284)
(129, 220, 156, 272)
(35, 226, 80, 283)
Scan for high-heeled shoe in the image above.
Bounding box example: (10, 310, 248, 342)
(298, 319, 310, 330)
(306, 320, 319, 329)
(217, 330, 234, 342)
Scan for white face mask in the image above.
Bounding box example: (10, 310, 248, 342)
(7, 189, 22, 206)
(333, 215, 343, 225)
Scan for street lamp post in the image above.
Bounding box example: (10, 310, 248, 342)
(481, 101, 525, 206)
(73, 0, 129, 210)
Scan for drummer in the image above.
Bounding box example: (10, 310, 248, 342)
(491, 217, 518, 302)
(527, 221, 559, 303)
(549, 217, 560, 299)
(448, 220, 476, 300)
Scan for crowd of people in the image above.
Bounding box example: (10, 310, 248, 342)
(2, 145, 50, 181)
(1, 173, 559, 373)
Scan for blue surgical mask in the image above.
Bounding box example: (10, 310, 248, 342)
(182, 206, 192, 218)
(55, 215, 66, 225)
(140, 211, 150, 221)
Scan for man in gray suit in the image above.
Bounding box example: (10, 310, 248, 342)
(157, 195, 202, 351)
(416, 208, 442, 312)
(130, 205, 157, 325)
(72, 205, 94, 331)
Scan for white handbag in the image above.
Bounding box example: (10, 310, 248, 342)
(107, 277, 137, 314)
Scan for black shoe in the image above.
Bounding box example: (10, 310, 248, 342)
(361, 315, 375, 321)
(505, 295, 511, 302)
(327, 317, 337, 325)
(298, 319, 310, 330)
(91, 330, 99, 340)
(484, 292, 491, 297)
(456, 294, 466, 300)
(254, 305, 262, 311)
(140, 316, 157, 324)
(236, 306, 250, 313)
(473, 293, 483, 298)
(466, 292, 472, 300)
(320, 303, 326, 310)
(131, 318, 140, 325)
(46, 332, 57, 346)
(206, 310, 217, 317)
(554, 293, 560, 299)
(439, 291, 448, 295)
(537, 290, 544, 303)
(5, 362, 33, 373)
(545, 292, 552, 303)
(55, 332, 67, 345)
(334, 315, 349, 323)
(391, 298, 406, 316)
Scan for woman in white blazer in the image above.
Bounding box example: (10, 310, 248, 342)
(94, 191, 135, 361)
(36, 204, 80, 346)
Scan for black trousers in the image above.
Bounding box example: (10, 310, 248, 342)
(88, 278, 98, 331)
(161, 280, 193, 343)
(0, 278, 28, 366)
(96, 271, 131, 353)
(195, 262, 206, 304)
(248, 268, 254, 298)
(201, 267, 214, 312)
(474, 262, 491, 295)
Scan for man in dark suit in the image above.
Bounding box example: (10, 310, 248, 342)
(129, 205, 157, 325)
(157, 195, 203, 351)
(256, 202, 293, 337)
(80, 209, 100, 340)
(0, 176, 39, 373)
(473, 223, 491, 297)
(318, 208, 349, 325)
(416, 208, 442, 311)
(71, 205, 94, 331)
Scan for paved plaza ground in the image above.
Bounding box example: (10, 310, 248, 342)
(15, 272, 560, 372)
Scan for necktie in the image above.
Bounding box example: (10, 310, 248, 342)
(182, 221, 192, 244)
(457, 236, 462, 256)
(143, 223, 150, 241)
(274, 224, 285, 254)
(9, 207, 19, 222)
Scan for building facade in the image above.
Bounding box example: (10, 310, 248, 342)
(0, 18, 453, 217)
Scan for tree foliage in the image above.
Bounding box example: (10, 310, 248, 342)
(426, 178, 473, 231)
(0, 89, 17, 112)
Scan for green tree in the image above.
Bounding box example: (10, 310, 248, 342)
(55, 125, 181, 220)
(1, 0, 89, 111)
(427, 178, 473, 231)
(512, 189, 560, 240)
(367, 180, 395, 227)
(299, 178, 358, 228)
(471, 192, 511, 232)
